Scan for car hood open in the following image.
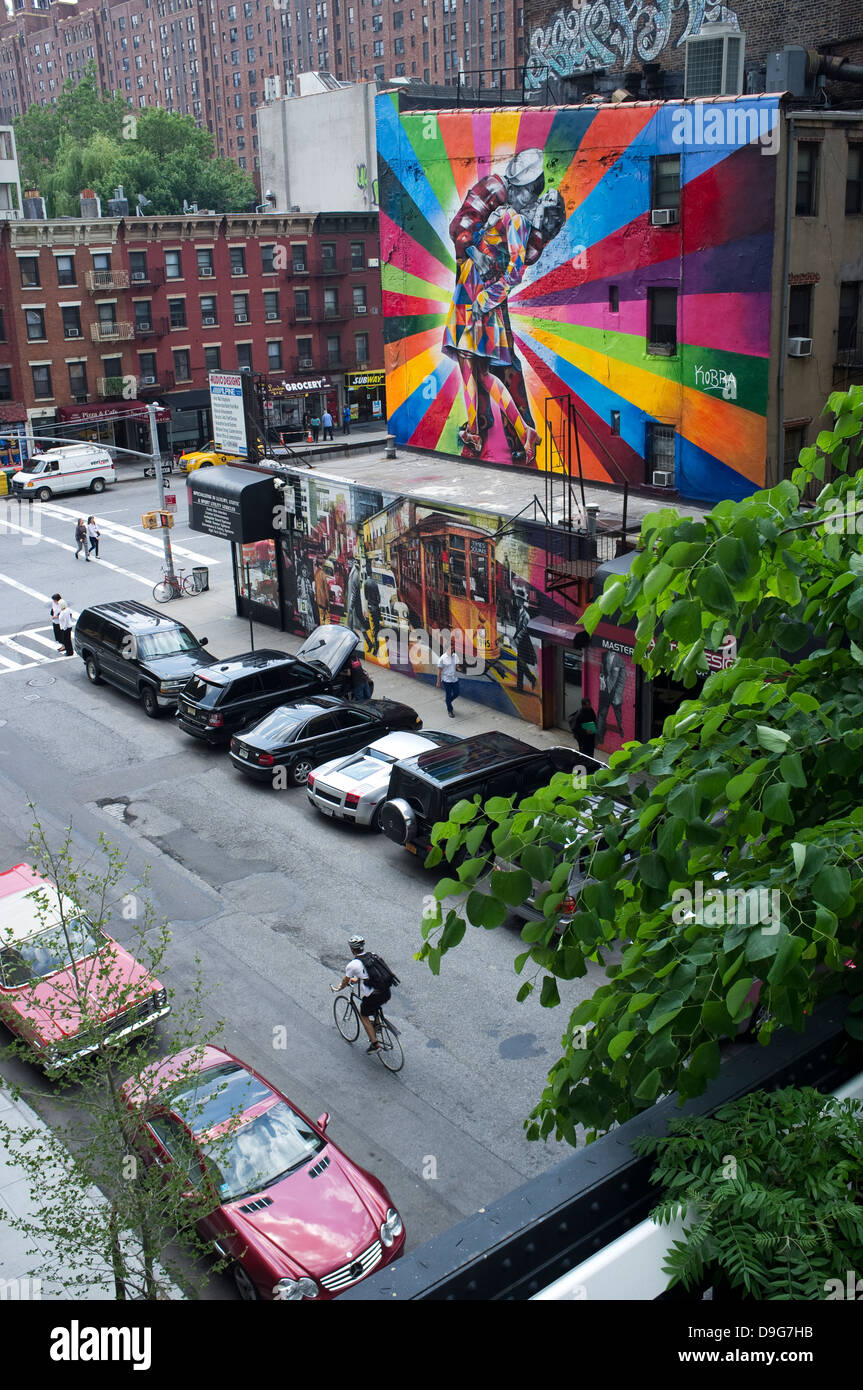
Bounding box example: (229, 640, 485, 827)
(294, 625, 359, 678)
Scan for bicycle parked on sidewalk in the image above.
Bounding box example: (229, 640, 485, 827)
(331, 980, 404, 1072)
(153, 567, 204, 602)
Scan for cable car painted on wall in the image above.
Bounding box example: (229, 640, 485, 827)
(390, 513, 499, 661)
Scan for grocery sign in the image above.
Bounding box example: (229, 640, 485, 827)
(208, 372, 248, 459)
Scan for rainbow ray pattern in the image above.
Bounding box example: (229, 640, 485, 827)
(377, 93, 781, 504)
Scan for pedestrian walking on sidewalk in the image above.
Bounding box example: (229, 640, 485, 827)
(568, 698, 598, 758)
(342, 406, 351, 435)
(57, 600, 75, 655)
(87, 515, 100, 559)
(436, 636, 462, 718)
(50, 593, 63, 650)
(310, 413, 321, 443)
(74, 517, 89, 560)
(322, 409, 334, 441)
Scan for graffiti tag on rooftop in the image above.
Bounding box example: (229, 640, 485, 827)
(524, 0, 739, 90)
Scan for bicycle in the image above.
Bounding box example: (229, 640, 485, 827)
(331, 981, 404, 1073)
(153, 567, 200, 602)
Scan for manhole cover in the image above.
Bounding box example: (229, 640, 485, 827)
(26, 674, 56, 688)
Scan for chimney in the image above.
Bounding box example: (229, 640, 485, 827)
(79, 188, 102, 219)
(23, 189, 46, 219)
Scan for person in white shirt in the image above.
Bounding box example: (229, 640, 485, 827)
(331, 934, 388, 1053)
(49, 593, 64, 650)
(87, 516, 101, 559)
(57, 601, 74, 656)
(436, 636, 461, 718)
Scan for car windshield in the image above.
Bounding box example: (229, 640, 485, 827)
(136, 630, 199, 658)
(250, 705, 318, 741)
(21, 458, 46, 474)
(203, 1100, 325, 1201)
(0, 915, 105, 985)
(172, 1062, 270, 1131)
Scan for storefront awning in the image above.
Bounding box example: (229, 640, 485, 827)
(527, 618, 587, 647)
(187, 466, 279, 543)
(57, 400, 170, 423)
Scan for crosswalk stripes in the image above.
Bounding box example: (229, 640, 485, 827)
(0, 627, 69, 674)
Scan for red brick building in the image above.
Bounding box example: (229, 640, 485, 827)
(0, 209, 383, 455)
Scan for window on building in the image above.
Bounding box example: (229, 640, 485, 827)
(324, 287, 339, 317)
(19, 257, 40, 288)
(204, 345, 221, 370)
(0, 310, 5, 341)
(263, 290, 279, 318)
(783, 425, 805, 480)
(647, 287, 677, 354)
(230, 245, 246, 276)
(200, 296, 218, 324)
(350, 241, 364, 270)
(352, 284, 367, 312)
(233, 292, 250, 321)
(788, 283, 812, 340)
(292, 244, 308, 274)
(62, 306, 82, 338)
(297, 336, 313, 365)
(267, 340, 283, 370)
(394, 35, 404, 53)
(56, 255, 76, 286)
(795, 142, 819, 217)
(165, 248, 183, 278)
(31, 365, 53, 398)
(25, 308, 46, 341)
(326, 334, 341, 365)
(97, 304, 117, 333)
(197, 247, 214, 276)
(168, 298, 187, 328)
(609, 285, 619, 313)
(173, 348, 191, 381)
(0, 368, 12, 401)
(837, 281, 860, 360)
(261, 243, 275, 274)
(648, 423, 675, 483)
(237, 342, 253, 371)
(847, 145, 863, 216)
(68, 361, 88, 399)
(372, 39, 382, 56)
(651, 155, 680, 212)
(354, 330, 369, 364)
(129, 251, 149, 282)
(294, 288, 310, 318)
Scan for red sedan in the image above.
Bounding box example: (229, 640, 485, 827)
(121, 1044, 405, 1300)
(0, 862, 169, 1075)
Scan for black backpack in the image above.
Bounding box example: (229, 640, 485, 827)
(362, 952, 399, 992)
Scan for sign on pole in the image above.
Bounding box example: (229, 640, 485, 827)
(208, 372, 248, 459)
(163, 492, 177, 513)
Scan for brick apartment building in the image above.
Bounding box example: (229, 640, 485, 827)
(0, 208, 383, 455)
(522, 0, 863, 100)
(0, 0, 524, 179)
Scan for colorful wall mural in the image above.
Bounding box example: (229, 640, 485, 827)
(377, 92, 780, 504)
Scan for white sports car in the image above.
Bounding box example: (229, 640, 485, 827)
(306, 729, 462, 829)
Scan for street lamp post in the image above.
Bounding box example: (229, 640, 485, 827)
(243, 561, 255, 652)
(147, 401, 175, 585)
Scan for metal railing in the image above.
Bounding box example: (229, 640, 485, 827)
(90, 321, 133, 342)
(86, 268, 130, 292)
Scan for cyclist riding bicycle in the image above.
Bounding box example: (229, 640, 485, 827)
(331, 933, 390, 1053)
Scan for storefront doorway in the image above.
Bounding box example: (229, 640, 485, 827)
(344, 369, 385, 424)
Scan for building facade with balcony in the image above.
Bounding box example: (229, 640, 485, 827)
(0, 208, 383, 454)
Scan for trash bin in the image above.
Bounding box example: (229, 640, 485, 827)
(192, 566, 209, 592)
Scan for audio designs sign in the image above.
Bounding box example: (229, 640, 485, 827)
(208, 372, 248, 459)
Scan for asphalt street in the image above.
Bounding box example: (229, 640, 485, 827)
(0, 474, 606, 1299)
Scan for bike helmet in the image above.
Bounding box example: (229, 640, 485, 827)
(348, 934, 365, 953)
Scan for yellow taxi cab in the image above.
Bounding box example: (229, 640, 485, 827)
(178, 442, 242, 473)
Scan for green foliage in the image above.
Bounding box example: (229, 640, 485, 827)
(417, 385, 863, 1145)
(635, 1088, 863, 1300)
(13, 64, 256, 216)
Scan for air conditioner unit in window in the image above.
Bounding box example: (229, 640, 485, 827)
(355, 304, 367, 314)
(240, 365, 252, 372)
(131, 270, 147, 281)
(299, 357, 313, 368)
(202, 315, 216, 325)
(140, 375, 157, 385)
(265, 310, 279, 319)
(138, 321, 152, 332)
(65, 327, 81, 338)
(199, 268, 214, 276)
(235, 313, 249, 322)
(650, 208, 678, 227)
(652, 470, 675, 487)
(367, 258, 379, 268)
(787, 337, 813, 357)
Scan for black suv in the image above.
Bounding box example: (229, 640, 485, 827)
(379, 731, 599, 856)
(73, 600, 217, 718)
(175, 625, 368, 746)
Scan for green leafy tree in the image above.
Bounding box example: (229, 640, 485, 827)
(0, 816, 229, 1299)
(418, 385, 863, 1145)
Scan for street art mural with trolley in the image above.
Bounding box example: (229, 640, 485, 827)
(275, 474, 589, 722)
(377, 91, 780, 503)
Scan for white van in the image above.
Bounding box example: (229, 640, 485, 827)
(12, 446, 115, 502)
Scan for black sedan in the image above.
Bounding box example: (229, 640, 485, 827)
(229, 695, 423, 786)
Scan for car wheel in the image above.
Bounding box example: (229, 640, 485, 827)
(140, 685, 160, 719)
(370, 804, 384, 833)
(90, 477, 106, 493)
(291, 756, 314, 786)
(36, 487, 52, 502)
(85, 657, 102, 685)
(233, 1264, 261, 1301)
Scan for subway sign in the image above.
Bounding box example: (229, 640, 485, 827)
(346, 370, 385, 389)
